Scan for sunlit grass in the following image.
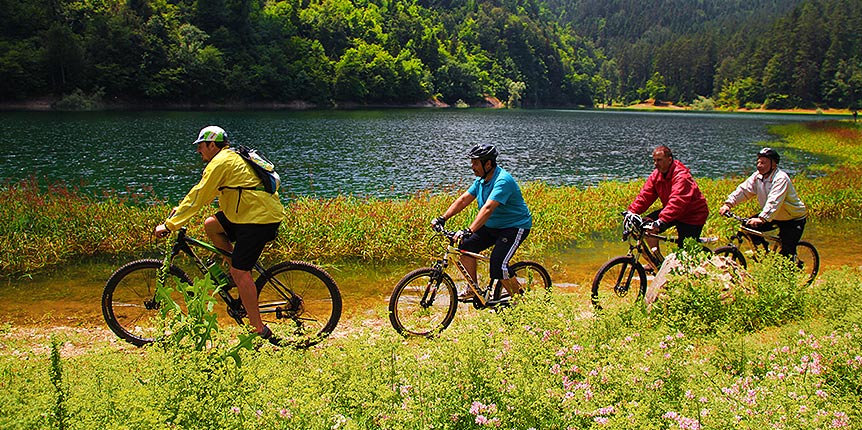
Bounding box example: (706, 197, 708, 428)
(1, 120, 861, 428)
(1, 263, 860, 428)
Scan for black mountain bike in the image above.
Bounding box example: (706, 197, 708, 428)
(591, 212, 715, 310)
(713, 211, 820, 285)
(102, 227, 342, 348)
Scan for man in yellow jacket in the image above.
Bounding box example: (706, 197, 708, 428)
(155, 126, 284, 341)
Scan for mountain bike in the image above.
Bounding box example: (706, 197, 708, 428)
(102, 227, 342, 348)
(388, 225, 552, 337)
(712, 211, 819, 285)
(591, 212, 715, 310)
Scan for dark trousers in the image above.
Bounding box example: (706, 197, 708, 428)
(750, 217, 806, 257)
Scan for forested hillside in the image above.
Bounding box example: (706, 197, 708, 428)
(0, 0, 859, 109)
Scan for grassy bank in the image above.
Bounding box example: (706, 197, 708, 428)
(1, 258, 860, 428)
(1, 120, 861, 429)
(2, 121, 861, 279)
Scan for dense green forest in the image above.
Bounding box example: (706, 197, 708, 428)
(0, 0, 860, 109)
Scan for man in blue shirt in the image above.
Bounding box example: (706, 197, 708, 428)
(431, 143, 533, 301)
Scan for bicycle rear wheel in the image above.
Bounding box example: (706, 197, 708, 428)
(389, 268, 457, 337)
(591, 256, 646, 310)
(796, 241, 820, 285)
(102, 259, 192, 347)
(256, 261, 342, 348)
(493, 261, 553, 300)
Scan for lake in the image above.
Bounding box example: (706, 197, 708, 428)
(0, 109, 830, 201)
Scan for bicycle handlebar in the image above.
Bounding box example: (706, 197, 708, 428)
(722, 211, 750, 224)
(432, 223, 459, 241)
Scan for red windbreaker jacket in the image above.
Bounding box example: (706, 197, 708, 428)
(627, 159, 709, 225)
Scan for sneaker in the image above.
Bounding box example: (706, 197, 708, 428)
(258, 325, 282, 346)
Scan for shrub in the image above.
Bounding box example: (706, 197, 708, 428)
(653, 250, 810, 335)
(690, 95, 715, 111)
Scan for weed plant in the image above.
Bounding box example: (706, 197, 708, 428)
(1, 259, 860, 428)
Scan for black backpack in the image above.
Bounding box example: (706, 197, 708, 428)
(225, 145, 282, 194)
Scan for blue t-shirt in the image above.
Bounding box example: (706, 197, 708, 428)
(467, 166, 532, 229)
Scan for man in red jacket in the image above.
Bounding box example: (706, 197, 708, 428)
(627, 145, 709, 261)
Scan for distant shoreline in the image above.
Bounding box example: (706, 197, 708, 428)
(0, 96, 855, 116)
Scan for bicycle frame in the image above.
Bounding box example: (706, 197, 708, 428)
(164, 228, 293, 321)
(620, 213, 670, 270)
(425, 228, 509, 309)
(621, 212, 717, 269)
(723, 212, 783, 253)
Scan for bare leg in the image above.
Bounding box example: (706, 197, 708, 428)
(204, 215, 264, 334)
(460, 254, 479, 298)
(499, 277, 523, 297)
(645, 236, 663, 266)
(231, 267, 263, 333)
(205, 216, 233, 255)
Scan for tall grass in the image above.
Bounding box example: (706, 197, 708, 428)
(1, 261, 860, 428)
(1, 120, 860, 278)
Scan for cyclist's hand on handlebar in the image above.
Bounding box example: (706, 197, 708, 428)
(154, 224, 170, 238)
(430, 216, 446, 230)
(719, 204, 732, 216)
(746, 217, 764, 227)
(643, 220, 661, 233)
(453, 227, 473, 241)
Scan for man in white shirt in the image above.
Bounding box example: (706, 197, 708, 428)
(719, 147, 808, 257)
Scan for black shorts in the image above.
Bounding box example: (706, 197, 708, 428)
(214, 212, 280, 271)
(644, 209, 704, 247)
(459, 226, 530, 280)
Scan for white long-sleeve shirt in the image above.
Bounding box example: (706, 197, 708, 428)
(724, 168, 807, 222)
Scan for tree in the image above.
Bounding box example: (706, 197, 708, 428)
(644, 71, 666, 102)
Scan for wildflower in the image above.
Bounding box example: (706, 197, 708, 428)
(256, 410, 263, 417)
(279, 408, 292, 419)
(815, 389, 827, 399)
(594, 416, 609, 425)
(231, 406, 241, 414)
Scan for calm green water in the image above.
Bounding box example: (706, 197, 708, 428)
(0, 109, 826, 201)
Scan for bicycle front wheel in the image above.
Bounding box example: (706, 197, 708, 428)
(591, 256, 646, 310)
(102, 259, 192, 347)
(388, 268, 457, 337)
(713, 245, 747, 268)
(256, 261, 342, 348)
(796, 241, 820, 285)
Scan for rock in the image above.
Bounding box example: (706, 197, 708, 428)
(645, 253, 750, 309)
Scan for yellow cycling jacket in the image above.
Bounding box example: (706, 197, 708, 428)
(165, 148, 284, 231)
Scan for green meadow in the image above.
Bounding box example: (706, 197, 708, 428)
(1, 120, 861, 429)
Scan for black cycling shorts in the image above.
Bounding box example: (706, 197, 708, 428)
(459, 226, 530, 280)
(214, 211, 280, 271)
